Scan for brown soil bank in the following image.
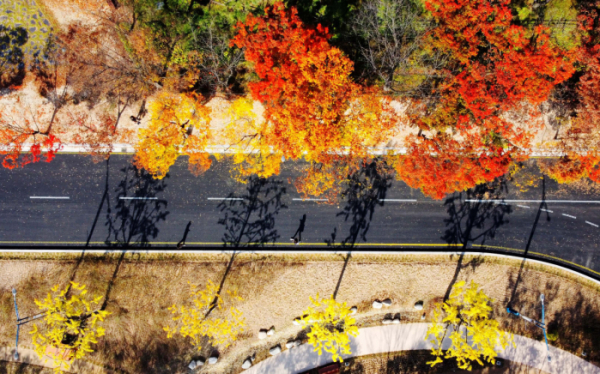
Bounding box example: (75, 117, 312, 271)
(0, 252, 598, 374)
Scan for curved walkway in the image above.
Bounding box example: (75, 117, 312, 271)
(243, 323, 599, 374)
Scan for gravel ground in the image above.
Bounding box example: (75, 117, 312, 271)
(0, 252, 598, 374)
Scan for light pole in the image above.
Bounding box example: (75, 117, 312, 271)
(507, 294, 551, 362)
(11, 288, 46, 361)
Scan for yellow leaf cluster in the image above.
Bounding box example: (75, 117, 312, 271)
(223, 98, 282, 182)
(164, 281, 245, 350)
(425, 281, 514, 371)
(134, 91, 211, 179)
(300, 294, 359, 363)
(30, 283, 110, 373)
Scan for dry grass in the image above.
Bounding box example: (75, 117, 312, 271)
(1, 252, 599, 374)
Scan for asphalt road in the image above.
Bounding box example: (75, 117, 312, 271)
(0, 155, 599, 275)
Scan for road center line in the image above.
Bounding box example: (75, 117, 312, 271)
(119, 197, 158, 200)
(378, 199, 417, 202)
(30, 196, 70, 199)
(292, 198, 329, 202)
(466, 199, 600, 204)
(562, 214, 577, 219)
(207, 198, 244, 201)
(541, 209, 553, 213)
(586, 221, 599, 228)
(517, 205, 530, 209)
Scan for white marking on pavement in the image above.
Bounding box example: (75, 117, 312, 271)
(379, 199, 417, 202)
(207, 198, 244, 201)
(562, 214, 576, 219)
(466, 199, 600, 204)
(586, 221, 599, 228)
(30, 196, 70, 199)
(292, 198, 329, 202)
(119, 197, 158, 200)
(517, 205, 530, 209)
(541, 209, 553, 213)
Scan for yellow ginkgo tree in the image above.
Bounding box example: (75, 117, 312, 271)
(164, 280, 245, 350)
(134, 91, 212, 179)
(426, 281, 514, 371)
(30, 282, 110, 373)
(299, 294, 359, 363)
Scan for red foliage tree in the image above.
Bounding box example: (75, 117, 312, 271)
(396, 135, 517, 199)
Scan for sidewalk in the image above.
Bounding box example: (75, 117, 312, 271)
(243, 323, 599, 374)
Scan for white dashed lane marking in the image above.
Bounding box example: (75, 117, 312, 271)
(541, 208, 553, 213)
(379, 199, 417, 202)
(517, 205, 530, 209)
(30, 196, 70, 199)
(562, 214, 577, 219)
(119, 197, 158, 200)
(586, 221, 599, 228)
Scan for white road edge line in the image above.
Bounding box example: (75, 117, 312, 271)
(207, 198, 244, 201)
(119, 197, 158, 200)
(517, 205, 530, 209)
(586, 221, 599, 227)
(466, 199, 600, 204)
(562, 214, 577, 219)
(30, 196, 70, 199)
(379, 199, 417, 202)
(292, 198, 329, 202)
(541, 208, 553, 213)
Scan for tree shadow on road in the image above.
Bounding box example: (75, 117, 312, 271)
(217, 176, 287, 247)
(104, 165, 169, 247)
(326, 158, 394, 248)
(442, 180, 512, 300)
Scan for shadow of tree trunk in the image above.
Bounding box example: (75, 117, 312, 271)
(442, 180, 512, 300)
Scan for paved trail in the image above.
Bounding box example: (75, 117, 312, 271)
(243, 323, 599, 374)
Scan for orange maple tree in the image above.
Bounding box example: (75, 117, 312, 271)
(133, 91, 212, 179)
(396, 135, 517, 199)
(231, 2, 399, 197)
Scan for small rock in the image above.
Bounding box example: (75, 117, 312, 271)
(242, 359, 252, 369)
(269, 345, 282, 356)
(42, 19, 49, 26)
(258, 329, 268, 339)
(196, 358, 205, 367)
(372, 300, 382, 309)
(382, 318, 393, 324)
(251, 353, 256, 362)
(286, 340, 300, 349)
(267, 327, 275, 336)
(293, 318, 301, 325)
(421, 313, 426, 320)
(382, 298, 392, 307)
(188, 361, 197, 370)
(29, 27, 36, 33)
(414, 301, 424, 311)
(350, 306, 357, 314)
(393, 318, 400, 324)
(208, 356, 218, 364)
(32, 14, 37, 19)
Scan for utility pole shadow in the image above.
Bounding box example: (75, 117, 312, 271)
(508, 177, 550, 307)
